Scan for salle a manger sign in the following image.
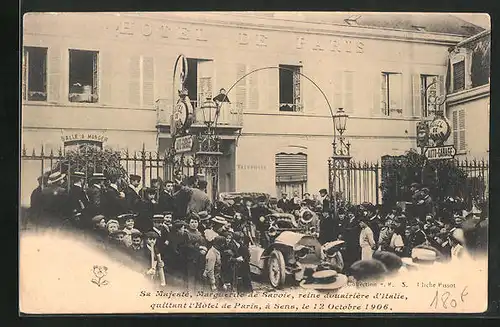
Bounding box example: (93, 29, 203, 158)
(61, 132, 109, 150)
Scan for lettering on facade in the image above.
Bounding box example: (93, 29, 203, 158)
(313, 39, 324, 51)
(296, 36, 306, 49)
(238, 32, 249, 45)
(117, 21, 134, 35)
(297, 36, 365, 54)
(195, 28, 207, 41)
(178, 27, 190, 40)
(237, 164, 267, 171)
(115, 20, 208, 43)
(256, 34, 268, 47)
(160, 24, 171, 38)
(141, 23, 152, 36)
(60, 133, 109, 143)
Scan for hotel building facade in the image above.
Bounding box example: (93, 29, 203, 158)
(21, 12, 486, 204)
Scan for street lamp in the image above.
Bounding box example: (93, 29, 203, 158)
(329, 107, 352, 215)
(334, 107, 348, 135)
(195, 97, 223, 204)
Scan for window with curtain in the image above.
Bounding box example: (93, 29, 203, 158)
(23, 47, 47, 101)
(279, 65, 302, 112)
(69, 49, 99, 103)
(381, 72, 402, 117)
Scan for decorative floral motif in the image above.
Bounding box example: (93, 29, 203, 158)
(91, 265, 109, 287)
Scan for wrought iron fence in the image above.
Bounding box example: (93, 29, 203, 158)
(329, 158, 489, 208)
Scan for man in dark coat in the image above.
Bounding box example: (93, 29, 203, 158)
(102, 176, 128, 218)
(158, 180, 175, 214)
(135, 188, 160, 232)
(68, 171, 91, 228)
(250, 195, 272, 248)
(277, 193, 290, 213)
(172, 184, 192, 221)
(318, 189, 335, 244)
(40, 172, 69, 227)
(232, 232, 253, 293)
(124, 174, 143, 214)
(86, 173, 107, 217)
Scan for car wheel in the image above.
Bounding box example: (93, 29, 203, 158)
(268, 250, 286, 289)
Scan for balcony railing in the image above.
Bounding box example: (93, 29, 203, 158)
(156, 99, 243, 128)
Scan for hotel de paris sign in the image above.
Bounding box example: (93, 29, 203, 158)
(115, 19, 366, 54)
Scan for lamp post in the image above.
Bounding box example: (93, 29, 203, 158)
(195, 97, 223, 203)
(328, 107, 351, 216)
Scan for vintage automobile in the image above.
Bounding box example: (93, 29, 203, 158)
(249, 221, 323, 289)
(216, 192, 271, 216)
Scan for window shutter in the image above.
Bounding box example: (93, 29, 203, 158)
(235, 63, 247, 113)
(372, 72, 382, 116)
(275, 153, 307, 183)
(412, 74, 422, 117)
(437, 75, 445, 98)
(293, 68, 302, 111)
(99, 51, 113, 105)
(128, 56, 140, 106)
(458, 109, 466, 152)
(142, 56, 155, 107)
(333, 70, 343, 111)
(344, 71, 354, 114)
(22, 48, 28, 101)
(47, 47, 62, 102)
(92, 52, 99, 101)
(452, 110, 459, 150)
(199, 77, 212, 103)
(248, 65, 259, 111)
(269, 68, 279, 111)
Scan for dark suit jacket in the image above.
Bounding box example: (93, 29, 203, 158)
(158, 191, 175, 213)
(102, 187, 128, 218)
(251, 205, 272, 231)
(124, 185, 143, 213)
(68, 184, 89, 214)
(277, 199, 289, 212)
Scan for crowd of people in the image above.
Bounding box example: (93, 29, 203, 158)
(26, 169, 488, 293)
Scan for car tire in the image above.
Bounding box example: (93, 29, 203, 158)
(268, 250, 286, 289)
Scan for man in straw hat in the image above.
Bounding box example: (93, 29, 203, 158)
(401, 247, 441, 270)
(299, 268, 348, 293)
(40, 171, 68, 224)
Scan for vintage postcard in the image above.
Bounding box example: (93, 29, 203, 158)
(19, 12, 490, 314)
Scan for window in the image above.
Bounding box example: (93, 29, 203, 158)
(333, 71, 354, 113)
(421, 75, 439, 117)
(22, 47, 47, 101)
(129, 56, 155, 107)
(68, 49, 98, 103)
(279, 64, 302, 112)
(275, 152, 307, 198)
(452, 108, 466, 153)
(185, 58, 213, 109)
(381, 72, 402, 116)
(453, 61, 465, 92)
